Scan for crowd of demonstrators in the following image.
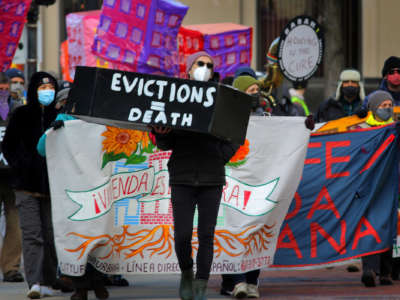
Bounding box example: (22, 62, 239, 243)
(152, 51, 239, 300)
(1, 51, 400, 300)
(0, 72, 24, 283)
(316, 69, 366, 122)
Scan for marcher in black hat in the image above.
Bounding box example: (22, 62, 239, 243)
(363, 56, 400, 107)
(2, 71, 61, 299)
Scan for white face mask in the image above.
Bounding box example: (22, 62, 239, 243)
(193, 66, 211, 82)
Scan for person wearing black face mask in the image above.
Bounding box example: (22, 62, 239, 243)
(316, 69, 366, 122)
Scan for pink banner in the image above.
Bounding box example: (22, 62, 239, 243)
(0, 0, 32, 72)
(92, 0, 188, 76)
(65, 10, 131, 80)
(178, 23, 252, 79)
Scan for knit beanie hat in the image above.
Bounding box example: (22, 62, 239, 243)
(233, 75, 260, 92)
(234, 66, 257, 79)
(367, 90, 393, 114)
(185, 51, 213, 75)
(381, 56, 400, 77)
(5, 68, 24, 80)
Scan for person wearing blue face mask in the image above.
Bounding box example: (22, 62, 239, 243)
(2, 71, 62, 299)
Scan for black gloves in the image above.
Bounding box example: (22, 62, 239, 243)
(355, 106, 368, 118)
(305, 115, 315, 130)
(51, 120, 64, 130)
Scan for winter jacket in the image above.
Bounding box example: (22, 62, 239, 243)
(154, 130, 239, 186)
(316, 96, 362, 122)
(0, 105, 19, 185)
(363, 79, 400, 107)
(2, 72, 58, 194)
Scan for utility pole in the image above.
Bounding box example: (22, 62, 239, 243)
(26, 0, 56, 79)
(26, 3, 39, 80)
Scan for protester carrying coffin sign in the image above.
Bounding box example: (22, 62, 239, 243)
(2, 72, 60, 299)
(152, 51, 240, 300)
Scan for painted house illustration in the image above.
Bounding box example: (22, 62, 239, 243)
(113, 152, 173, 226)
(113, 151, 224, 227)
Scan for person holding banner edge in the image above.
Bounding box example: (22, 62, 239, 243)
(359, 90, 395, 287)
(219, 75, 263, 298)
(152, 51, 239, 300)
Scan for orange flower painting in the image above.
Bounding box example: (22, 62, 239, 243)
(100, 127, 157, 169)
(102, 127, 142, 156)
(227, 139, 250, 167)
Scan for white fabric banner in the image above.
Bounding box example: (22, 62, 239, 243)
(46, 117, 310, 275)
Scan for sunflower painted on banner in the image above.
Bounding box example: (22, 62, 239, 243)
(101, 126, 156, 168)
(227, 139, 250, 168)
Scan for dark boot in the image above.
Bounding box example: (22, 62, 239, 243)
(193, 279, 208, 300)
(180, 269, 194, 300)
(70, 288, 88, 300)
(361, 270, 376, 287)
(93, 283, 109, 299)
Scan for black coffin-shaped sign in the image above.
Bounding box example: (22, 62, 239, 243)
(65, 67, 252, 144)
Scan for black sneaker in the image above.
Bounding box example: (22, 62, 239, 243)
(346, 265, 360, 272)
(220, 287, 233, 296)
(361, 270, 376, 287)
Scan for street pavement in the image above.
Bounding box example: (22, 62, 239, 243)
(0, 264, 400, 300)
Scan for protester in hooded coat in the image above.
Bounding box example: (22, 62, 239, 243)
(36, 85, 110, 300)
(2, 71, 60, 299)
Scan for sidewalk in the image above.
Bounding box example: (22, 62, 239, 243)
(0, 265, 399, 299)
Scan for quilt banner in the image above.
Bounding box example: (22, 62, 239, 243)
(273, 124, 400, 268)
(0, 1, 31, 71)
(46, 117, 310, 275)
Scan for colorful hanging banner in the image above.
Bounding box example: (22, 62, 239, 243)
(0, 1, 32, 72)
(273, 124, 399, 268)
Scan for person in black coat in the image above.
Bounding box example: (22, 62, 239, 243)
(316, 69, 366, 122)
(2, 71, 61, 299)
(153, 51, 239, 300)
